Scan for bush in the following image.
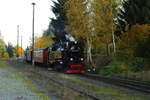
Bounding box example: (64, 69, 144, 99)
(130, 57, 150, 72)
(87, 55, 111, 74)
(99, 61, 128, 75)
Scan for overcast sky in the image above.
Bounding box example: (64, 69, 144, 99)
(0, 0, 55, 49)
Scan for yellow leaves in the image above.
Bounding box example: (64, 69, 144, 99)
(0, 39, 5, 46)
(94, 0, 114, 34)
(118, 24, 150, 58)
(121, 24, 150, 48)
(0, 37, 7, 58)
(15, 46, 24, 56)
(2, 52, 9, 58)
(0, 38, 5, 50)
(34, 35, 54, 49)
(65, 0, 90, 39)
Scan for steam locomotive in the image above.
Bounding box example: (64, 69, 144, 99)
(25, 41, 86, 73)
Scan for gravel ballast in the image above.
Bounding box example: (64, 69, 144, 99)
(0, 62, 51, 100)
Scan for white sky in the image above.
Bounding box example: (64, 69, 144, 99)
(0, 0, 55, 49)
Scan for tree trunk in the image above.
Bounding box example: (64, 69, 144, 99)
(112, 24, 116, 53)
(106, 43, 110, 56)
(111, 0, 116, 53)
(87, 38, 92, 64)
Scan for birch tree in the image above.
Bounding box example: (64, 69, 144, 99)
(65, 0, 95, 64)
(93, 0, 118, 55)
(65, 0, 118, 60)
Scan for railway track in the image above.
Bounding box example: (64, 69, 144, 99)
(29, 69, 150, 100)
(30, 71, 102, 100)
(80, 74, 150, 94)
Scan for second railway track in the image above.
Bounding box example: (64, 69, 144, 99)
(80, 74, 150, 94)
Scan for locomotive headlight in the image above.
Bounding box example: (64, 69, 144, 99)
(70, 58, 73, 61)
(80, 58, 84, 61)
(74, 41, 77, 44)
(60, 61, 63, 64)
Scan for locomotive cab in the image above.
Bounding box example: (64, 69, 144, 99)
(48, 45, 64, 70)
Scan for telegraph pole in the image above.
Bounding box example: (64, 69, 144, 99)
(32, 2, 36, 66)
(17, 25, 19, 58)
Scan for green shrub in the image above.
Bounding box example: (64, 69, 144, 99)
(99, 61, 128, 75)
(129, 57, 150, 72)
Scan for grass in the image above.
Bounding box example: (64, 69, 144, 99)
(0, 61, 8, 69)
(119, 71, 150, 82)
(98, 59, 150, 83)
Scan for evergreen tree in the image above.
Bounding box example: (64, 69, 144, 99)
(49, 18, 66, 43)
(6, 42, 14, 58)
(48, 0, 67, 43)
(117, 0, 150, 34)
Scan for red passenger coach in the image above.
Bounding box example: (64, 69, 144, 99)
(33, 47, 49, 66)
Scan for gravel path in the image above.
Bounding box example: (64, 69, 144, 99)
(0, 65, 51, 100)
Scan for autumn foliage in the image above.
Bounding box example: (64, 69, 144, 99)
(15, 46, 24, 57)
(34, 35, 54, 49)
(117, 24, 150, 58)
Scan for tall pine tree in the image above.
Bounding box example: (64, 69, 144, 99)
(48, 0, 67, 43)
(117, 0, 150, 34)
